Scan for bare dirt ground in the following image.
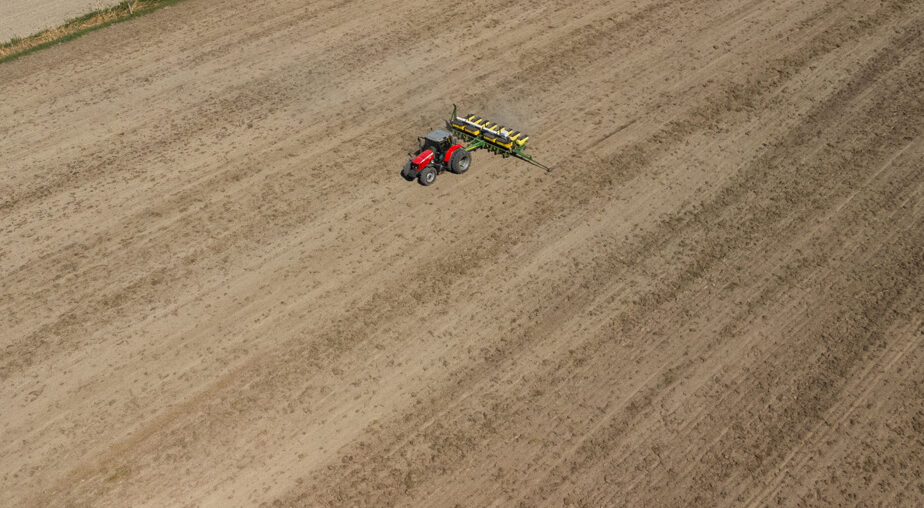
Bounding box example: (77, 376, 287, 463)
(1, 0, 922, 505)
(0, 1, 122, 40)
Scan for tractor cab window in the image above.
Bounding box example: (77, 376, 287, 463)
(422, 138, 446, 153)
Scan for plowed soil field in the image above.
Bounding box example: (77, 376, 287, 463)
(1, 0, 922, 506)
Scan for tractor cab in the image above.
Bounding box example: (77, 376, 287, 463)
(419, 128, 454, 155)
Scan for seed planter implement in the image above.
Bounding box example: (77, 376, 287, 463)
(449, 104, 552, 173)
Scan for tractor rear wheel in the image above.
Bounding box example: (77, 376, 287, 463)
(418, 165, 437, 186)
(449, 149, 471, 174)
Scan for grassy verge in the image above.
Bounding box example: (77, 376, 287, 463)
(0, 0, 185, 64)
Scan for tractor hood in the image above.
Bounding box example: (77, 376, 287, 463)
(411, 149, 434, 168)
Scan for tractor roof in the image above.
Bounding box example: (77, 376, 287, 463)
(425, 128, 451, 142)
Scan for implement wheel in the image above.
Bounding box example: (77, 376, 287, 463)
(449, 149, 471, 174)
(418, 165, 437, 186)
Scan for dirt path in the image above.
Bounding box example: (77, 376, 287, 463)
(0, 0, 122, 40)
(1, 0, 921, 505)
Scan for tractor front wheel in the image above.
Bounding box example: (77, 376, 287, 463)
(449, 149, 471, 174)
(418, 165, 437, 186)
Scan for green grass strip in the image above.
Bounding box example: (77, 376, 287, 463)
(1, 0, 186, 65)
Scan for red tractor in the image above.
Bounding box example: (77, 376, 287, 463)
(401, 128, 472, 186)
